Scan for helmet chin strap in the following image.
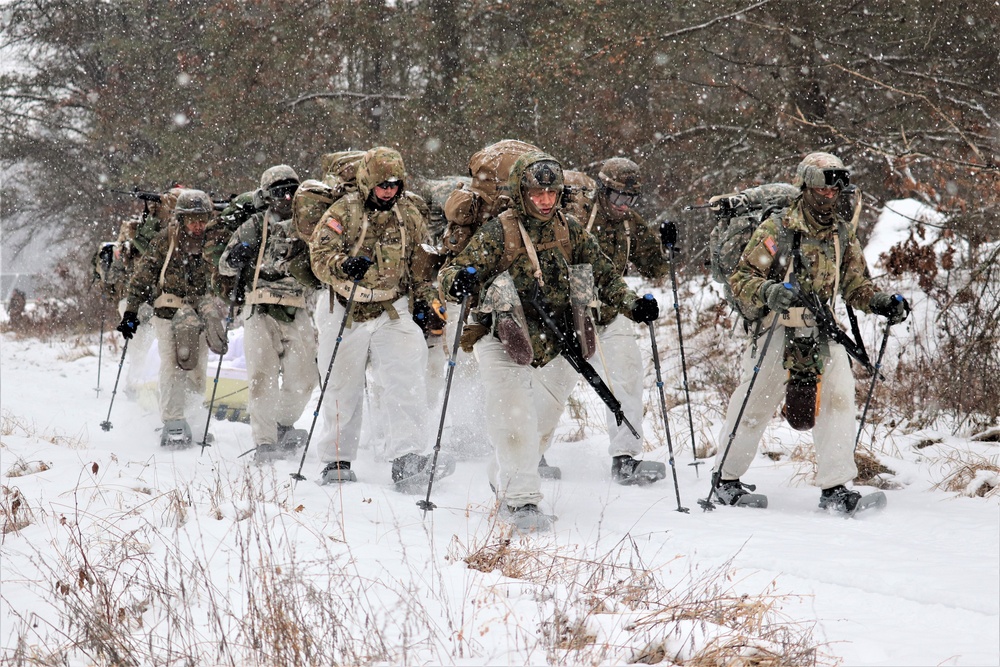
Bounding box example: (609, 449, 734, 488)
(802, 188, 837, 224)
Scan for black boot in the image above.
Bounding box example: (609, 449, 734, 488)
(611, 455, 666, 486)
(320, 461, 356, 484)
(819, 485, 862, 513)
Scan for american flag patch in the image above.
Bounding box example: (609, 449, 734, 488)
(764, 236, 778, 256)
(326, 218, 343, 234)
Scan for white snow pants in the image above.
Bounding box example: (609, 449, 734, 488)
(592, 315, 645, 458)
(314, 292, 428, 463)
(476, 335, 579, 508)
(152, 316, 207, 423)
(714, 329, 859, 489)
(243, 307, 318, 446)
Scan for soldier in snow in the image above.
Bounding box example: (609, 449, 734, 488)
(438, 152, 658, 531)
(118, 189, 229, 447)
(308, 146, 455, 491)
(218, 165, 320, 463)
(713, 152, 910, 513)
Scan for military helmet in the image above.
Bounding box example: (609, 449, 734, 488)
(521, 158, 564, 192)
(260, 164, 300, 191)
(598, 157, 642, 195)
(793, 152, 850, 189)
(357, 146, 407, 202)
(173, 189, 213, 215)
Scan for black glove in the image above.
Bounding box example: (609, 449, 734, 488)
(870, 292, 910, 326)
(761, 280, 796, 313)
(98, 244, 115, 265)
(631, 294, 659, 323)
(659, 219, 678, 247)
(342, 255, 374, 281)
(226, 242, 254, 269)
(448, 266, 479, 299)
(117, 311, 140, 340)
(412, 299, 446, 334)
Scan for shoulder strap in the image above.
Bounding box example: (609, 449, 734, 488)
(250, 213, 270, 294)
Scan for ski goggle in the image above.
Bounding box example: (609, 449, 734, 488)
(607, 189, 640, 208)
(803, 167, 851, 190)
(375, 179, 401, 191)
(268, 182, 298, 201)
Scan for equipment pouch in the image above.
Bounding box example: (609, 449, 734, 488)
(172, 304, 204, 371)
(480, 271, 533, 365)
(568, 263, 597, 360)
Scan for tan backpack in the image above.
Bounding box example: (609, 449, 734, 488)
(291, 179, 345, 242)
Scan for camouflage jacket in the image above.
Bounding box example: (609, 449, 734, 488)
(125, 224, 214, 318)
(309, 191, 436, 322)
(439, 209, 639, 367)
(730, 198, 876, 317)
(219, 209, 320, 323)
(585, 199, 667, 325)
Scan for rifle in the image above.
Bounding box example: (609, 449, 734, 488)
(112, 187, 162, 203)
(528, 281, 640, 439)
(786, 274, 884, 380)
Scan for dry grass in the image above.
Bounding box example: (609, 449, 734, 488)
(933, 450, 1000, 499)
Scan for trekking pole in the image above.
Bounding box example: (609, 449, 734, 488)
(648, 321, 689, 513)
(95, 301, 107, 397)
(291, 281, 359, 482)
(661, 220, 703, 477)
(99, 339, 130, 431)
(199, 289, 241, 454)
(855, 317, 894, 451)
(418, 285, 474, 515)
(698, 309, 782, 511)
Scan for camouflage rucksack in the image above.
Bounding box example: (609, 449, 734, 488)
(320, 150, 366, 189)
(707, 183, 799, 320)
(441, 139, 540, 254)
(291, 179, 343, 242)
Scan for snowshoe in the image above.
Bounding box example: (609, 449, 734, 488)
(612, 455, 666, 486)
(391, 452, 456, 494)
(160, 419, 193, 449)
(277, 424, 308, 451)
(714, 478, 768, 508)
(320, 461, 357, 484)
(253, 443, 284, 465)
(849, 491, 888, 516)
(538, 455, 562, 480)
(500, 503, 555, 533)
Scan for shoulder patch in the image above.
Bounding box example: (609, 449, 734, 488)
(325, 218, 343, 234)
(763, 236, 778, 256)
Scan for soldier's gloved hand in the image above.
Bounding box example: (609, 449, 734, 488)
(448, 266, 479, 299)
(117, 311, 140, 340)
(870, 292, 910, 325)
(659, 219, 678, 247)
(98, 244, 115, 266)
(412, 299, 446, 334)
(342, 255, 374, 281)
(761, 280, 796, 313)
(226, 242, 254, 269)
(709, 193, 749, 216)
(631, 294, 659, 323)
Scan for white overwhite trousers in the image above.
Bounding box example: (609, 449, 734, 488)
(243, 307, 318, 446)
(152, 316, 207, 423)
(476, 336, 579, 507)
(714, 329, 859, 489)
(592, 315, 645, 458)
(314, 292, 428, 463)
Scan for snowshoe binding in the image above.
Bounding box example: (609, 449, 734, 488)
(160, 419, 194, 449)
(253, 443, 284, 465)
(820, 485, 886, 516)
(713, 477, 768, 508)
(320, 461, 357, 484)
(391, 452, 456, 494)
(612, 455, 666, 486)
(277, 424, 308, 452)
(500, 503, 555, 533)
(538, 455, 562, 480)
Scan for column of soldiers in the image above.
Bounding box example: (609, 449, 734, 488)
(103, 145, 910, 531)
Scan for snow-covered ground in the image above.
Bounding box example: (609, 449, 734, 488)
(1, 200, 997, 666)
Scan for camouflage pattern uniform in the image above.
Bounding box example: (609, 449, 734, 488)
(124, 189, 225, 428)
(218, 166, 319, 455)
(581, 158, 668, 462)
(439, 151, 641, 512)
(716, 153, 885, 492)
(308, 147, 438, 477)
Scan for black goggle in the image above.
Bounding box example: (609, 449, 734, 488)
(268, 183, 298, 201)
(376, 180, 401, 190)
(823, 169, 850, 189)
(607, 189, 640, 208)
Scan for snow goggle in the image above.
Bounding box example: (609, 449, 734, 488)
(607, 189, 640, 208)
(268, 182, 298, 201)
(375, 179, 401, 191)
(804, 167, 851, 190)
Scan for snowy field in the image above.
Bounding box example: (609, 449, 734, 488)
(1, 200, 998, 666)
